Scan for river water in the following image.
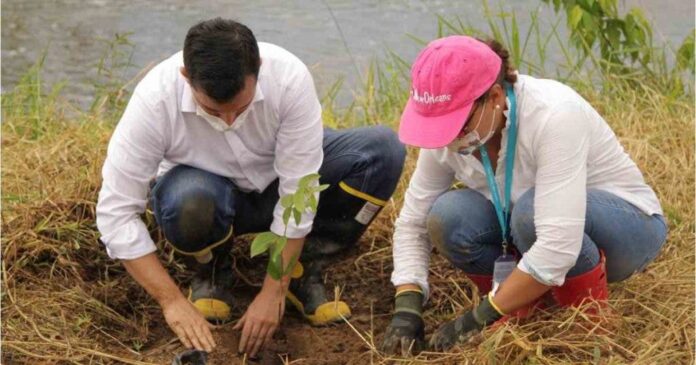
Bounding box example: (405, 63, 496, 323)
(1, 0, 693, 106)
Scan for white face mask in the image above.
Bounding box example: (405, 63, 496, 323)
(447, 99, 498, 155)
(195, 104, 251, 132)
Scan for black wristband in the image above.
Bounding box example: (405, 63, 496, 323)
(472, 294, 503, 326)
(394, 290, 423, 317)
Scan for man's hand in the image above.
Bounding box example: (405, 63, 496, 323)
(161, 296, 217, 352)
(380, 287, 425, 356)
(233, 279, 286, 358)
(120, 254, 217, 353)
(234, 237, 303, 358)
(429, 293, 503, 351)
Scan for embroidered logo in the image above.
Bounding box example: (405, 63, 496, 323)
(411, 88, 451, 104)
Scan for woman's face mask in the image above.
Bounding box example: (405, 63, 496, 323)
(447, 99, 497, 155)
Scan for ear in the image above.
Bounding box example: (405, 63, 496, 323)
(489, 83, 505, 106)
(180, 67, 190, 80)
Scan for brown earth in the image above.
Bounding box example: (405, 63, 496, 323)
(140, 228, 453, 365)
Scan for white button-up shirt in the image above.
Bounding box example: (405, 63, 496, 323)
(96, 42, 324, 260)
(392, 75, 662, 298)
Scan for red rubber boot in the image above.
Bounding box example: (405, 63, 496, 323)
(466, 273, 544, 322)
(465, 273, 493, 295)
(552, 252, 608, 310)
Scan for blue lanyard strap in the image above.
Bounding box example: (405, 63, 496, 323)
(479, 83, 518, 250)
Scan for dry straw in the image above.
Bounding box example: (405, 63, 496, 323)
(2, 33, 694, 365)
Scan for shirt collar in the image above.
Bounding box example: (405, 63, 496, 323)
(181, 79, 265, 113)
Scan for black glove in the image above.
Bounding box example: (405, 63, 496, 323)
(380, 290, 425, 356)
(429, 293, 503, 351)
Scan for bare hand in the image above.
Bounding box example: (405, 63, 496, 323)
(162, 296, 217, 352)
(233, 285, 285, 358)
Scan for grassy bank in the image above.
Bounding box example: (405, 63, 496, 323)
(2, 9, 694, 365)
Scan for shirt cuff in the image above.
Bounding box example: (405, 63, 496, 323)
(101, 219, 158, 260)
(517, 256, 565, 286)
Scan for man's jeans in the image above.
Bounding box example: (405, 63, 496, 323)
(427, 188, 668, 282)
(149, 126, 406, 258)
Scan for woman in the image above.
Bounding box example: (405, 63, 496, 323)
(380, 36, 667, 354)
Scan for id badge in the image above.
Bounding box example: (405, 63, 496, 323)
(492, 254, 516, 294)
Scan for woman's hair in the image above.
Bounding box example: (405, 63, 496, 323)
(476, 38, 517, 102)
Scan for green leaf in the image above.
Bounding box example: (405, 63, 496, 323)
(597, 0, 614, 14)
(251, 232, 279, 258)
(280, 194, 294, 209)
(294, 190, 306, 212)
(677, 30, 695, 72)
(267, 253, 282, 280)
(583, 0, 595, 10)
(298, 173, 321, 189)
(316, 184, 330, 193)
(283, 207, 292, 226)
(309, 193, 318, 212)
(552, 0, 561, 12)
(511, 11, 520, 66)
(569, 5, 584, 30)
(293, 209, 302, 226)
(606, 23, 621, 49)
(270, 236, 287, 259)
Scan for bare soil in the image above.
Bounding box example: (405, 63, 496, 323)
(143, 236, 402, 365)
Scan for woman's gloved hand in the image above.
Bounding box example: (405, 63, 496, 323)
(380, 289, 425, 356)
(429, 293, 503, 351)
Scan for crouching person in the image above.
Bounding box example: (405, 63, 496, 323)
(96, 18, 406, 358)
(381, 36, 667, 355)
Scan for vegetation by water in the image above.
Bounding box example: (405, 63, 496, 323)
(2, 1, 693, 363)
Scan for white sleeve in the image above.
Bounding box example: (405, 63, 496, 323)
(96, 92, 167, 259)
(517, 101, 590, 286)
(271, 65, 324, 239)
(391, 149, 455, 300)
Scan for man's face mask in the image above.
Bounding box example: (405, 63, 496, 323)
(195, 104, 251, 132)
(447, 99, 497, 155)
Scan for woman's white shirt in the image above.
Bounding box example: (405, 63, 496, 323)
(391, 74, 662, 299)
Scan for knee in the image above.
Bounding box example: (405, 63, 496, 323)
(511, 188, 536, 253)
(426, 208, 486, 270)
(427, 197, 455, 258)
(365, 126, 406, 178)
(427, 190, 500, 273)
(427, 192, 472, 262)
(153, 167, 234, 252)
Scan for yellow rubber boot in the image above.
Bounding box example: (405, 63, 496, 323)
(187, 254, 235, 323)
(286, 262, 351, 326)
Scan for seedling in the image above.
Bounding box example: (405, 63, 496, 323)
(250, 173, 329, 280)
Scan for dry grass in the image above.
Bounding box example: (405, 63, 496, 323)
(2, 58, 694, 364)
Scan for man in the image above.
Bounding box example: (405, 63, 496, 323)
(96, 18, 406, 358)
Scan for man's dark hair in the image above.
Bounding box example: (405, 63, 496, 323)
(183, 18, 261, 102)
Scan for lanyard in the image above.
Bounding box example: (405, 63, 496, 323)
(479, 83, 518, 253)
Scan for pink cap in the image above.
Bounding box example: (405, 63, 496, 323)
(399, 36, 502, 148)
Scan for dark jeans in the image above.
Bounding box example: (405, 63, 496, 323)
(149, 126, 406, 259)
(427, 188, 668, 283)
